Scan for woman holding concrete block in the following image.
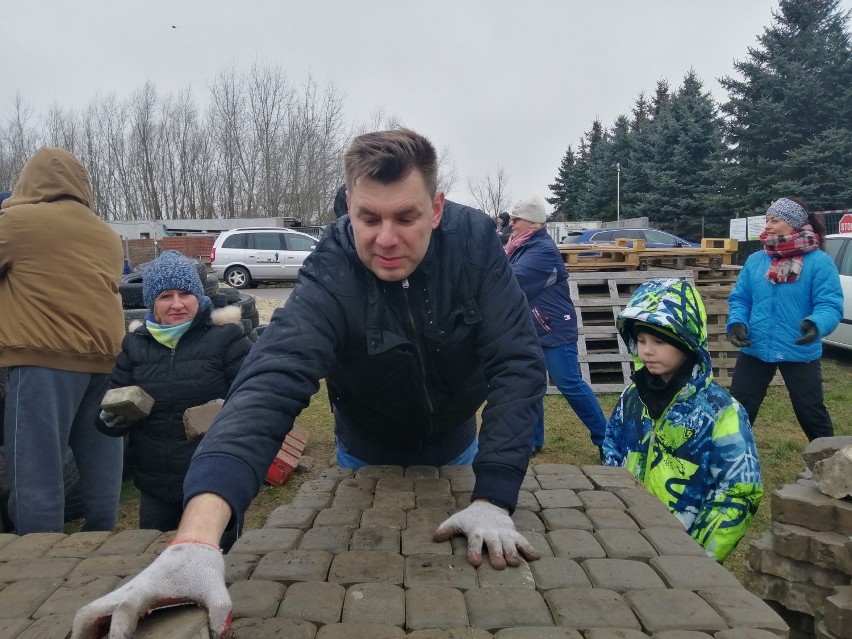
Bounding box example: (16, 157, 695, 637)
(99, 251, 251, 536)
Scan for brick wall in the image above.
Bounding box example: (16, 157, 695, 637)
(123, 236, 215, 269)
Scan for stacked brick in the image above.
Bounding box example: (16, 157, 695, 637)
(0, 463, 790, 637)
(265, 425, 309, 486)
(743, 437, 852, 639)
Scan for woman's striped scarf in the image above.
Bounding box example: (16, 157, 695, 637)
(760, 225, 820, 284)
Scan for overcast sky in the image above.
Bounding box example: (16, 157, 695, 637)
(3, 1, 851, 212)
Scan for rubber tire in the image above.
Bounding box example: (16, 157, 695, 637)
(123, 308, 148, 330)
(203, 273, 219, 297)
(241, 319, 254, 336)
(224, 266, 252, 289)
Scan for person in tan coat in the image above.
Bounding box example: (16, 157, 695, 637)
(0, 147, 125, 534)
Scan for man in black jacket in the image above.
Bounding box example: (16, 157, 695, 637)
(74, 129, 547, 639)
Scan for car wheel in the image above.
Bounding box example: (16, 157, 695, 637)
(225, 266, 252, 289)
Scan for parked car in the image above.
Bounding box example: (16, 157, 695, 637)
(821, 232, 852, 351)
(210, 227, 318, 289)
(561, 227, 699, 248)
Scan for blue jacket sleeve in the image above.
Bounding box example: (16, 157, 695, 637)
(805, 252, 843, 337)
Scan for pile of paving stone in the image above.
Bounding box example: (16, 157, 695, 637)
(743, 437, 852, 639)
(0, 463, 791, 638)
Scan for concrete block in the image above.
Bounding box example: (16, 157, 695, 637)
(264, 506, 317, 530)
(405, 466, 440, 480)
(327, 551, 404, 586)
(518, 490, 542, 512)
(697, 587, 789, 635)
(289, 491, 333, 510)
(577, 490, 626, 510)
(0, 533, 66, 561)
(355, 465, 404, 479)
(0, 558, 79, 582)
(373, 491, 416, 511)
(277, 580, 345, 624)
(465, 587, 553, 630)
(360, 507, 406, 530)
(224, 553, 260, 584)
(296, 455, 315, 473)
(824, 586, 852, 639)
(543, 587, 640, 630)
(771, 483, 852, 536)
(586, 508, 640, 531)
(513, 509, 546, 533)
(529, 558, 591, 590)
(314, 507, 364, 529)
(582, 630, 648, 639)
(315, 623, 406, 638)
(297, 526, 352, 554)
(229, 617, 316, 638)
(750, 540, 849, 589)
(0, 578, 64, 619)
(14, 613, 73, 639)
(533, 464, 585, 476)
(342, 583, 405, 625)
(581, 558, 667, 592)
(540, 508, 593, 531)
(230, 528, 303, 554)
(182, 398, 223, 440)
(649, 556, 742, 590)
(228, 579, 286, 619)
(650, 633, 712, 639)
(45, 531, 112, 558)
(535, 489, 582, 510)
(627, 504, 684, 529)
(100, 385, 154, 420)
(535, 474, 594, 491)
(408, 508, 451, 530)
(477, 559, 536, 589)
(405, 586, 469, 629)
(715, 631, 790, 639)
(639, 527, 708, 557)
(401, 527, 452, 556)
(95, 529, 163, 555)
(0, 619, 32, 637)
(404, 554, 479, 590)
(133, 604, 211, 639)
(546, 529, 606, 561)
(349, 526, 400, 553)
(813, 446, 852, 499)
(407, 630, 496, 639)
(69, 554, 154, 578)
(251, 549, 333, 584)
(33, 575, 121, 618)
(623, 589, 726, 633)
(521, 530, 554, 558)
(816, 620, 845, 639)
(802, 436, 852, 471)
(594, 529, 658, 560)
(332, 490, 374, 509)
(742, 565, 832, 616)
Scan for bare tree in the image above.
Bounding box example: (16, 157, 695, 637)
(467, 166, 512, 218)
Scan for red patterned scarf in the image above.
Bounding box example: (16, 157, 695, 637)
(760, 225, 820, 284)
(504, 228, 537, 257)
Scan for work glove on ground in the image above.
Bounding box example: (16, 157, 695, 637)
(71, 541, 231, 639)
(433, 501, 540, 569)
(727, 323, 751, 348)
(794, 319, 818, 345)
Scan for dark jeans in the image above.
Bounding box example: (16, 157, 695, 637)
(729, 353, 833, 441)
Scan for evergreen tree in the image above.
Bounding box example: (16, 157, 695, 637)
(577, 116, 632, 222)
(547, 146, 580, 220)
(720, 0, 852, 211)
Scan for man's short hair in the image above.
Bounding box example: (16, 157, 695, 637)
(344, 128, 438, 195)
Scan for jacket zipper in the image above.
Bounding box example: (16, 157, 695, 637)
(401, 278, 436, 436)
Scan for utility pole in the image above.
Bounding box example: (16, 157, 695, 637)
(616, 162, 621, 222)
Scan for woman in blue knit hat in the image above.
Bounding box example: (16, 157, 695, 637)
(99, 251, 252, 540)
(727, 197, 843, 441)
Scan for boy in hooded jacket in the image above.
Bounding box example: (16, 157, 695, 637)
(602, 278, 762, 562)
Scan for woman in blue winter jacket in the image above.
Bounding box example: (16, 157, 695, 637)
(727, 197, 843, 441)
(505, 195, 607, 457)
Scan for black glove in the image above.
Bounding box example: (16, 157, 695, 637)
(794, 319, 818, 345)
(727, 323, 751, 348)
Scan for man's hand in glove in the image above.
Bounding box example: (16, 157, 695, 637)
(99, 410, 127, 430)
(433, 500, 540, 569)
(71, 540, 231, 639)
(794, 319, 818, 345)
(727, 323, 751, 348)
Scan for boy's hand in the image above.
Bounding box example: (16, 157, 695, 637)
(794, 319, 818, 344)
(727, 323, 750, 348)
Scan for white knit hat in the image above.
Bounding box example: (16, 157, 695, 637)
(511, 195, 548, 224)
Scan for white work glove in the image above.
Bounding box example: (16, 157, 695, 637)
(433, 500, 540, 569)
(71, 541, 231, 639)
(99, 410, 128, 430)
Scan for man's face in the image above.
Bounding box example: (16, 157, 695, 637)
(348, 170, 444, 281)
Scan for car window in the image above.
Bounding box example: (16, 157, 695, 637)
(825, 237, 845, 266)
(591, 231, 614, 242)
(836, 240, 852, 277)
(611, 230, 642, 240)
(284, 234, 316, 251)
(221, 234, 247, 249)
(253, 233, 285, 251)
(644, 230, 677, 244)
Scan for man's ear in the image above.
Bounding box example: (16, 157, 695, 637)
(432, 192, 445, 230)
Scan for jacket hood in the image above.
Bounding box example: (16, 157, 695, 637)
(617, 278, 712, 381)
(2, 147, 93, 209)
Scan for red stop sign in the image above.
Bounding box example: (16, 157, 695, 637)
(841, 214, 852, 233)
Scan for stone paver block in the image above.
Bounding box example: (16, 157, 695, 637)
(402, 527, 452, 555)
(749, 534, 849, 588)
(640, 527, 706, 557)
(741, 565, 830, 616)
(408, 508, 451, 530)
(578, 491, 626, 511)
(182, 399, 223, 439)
(477, 559, 536, 588)
(513, 510, 545, 533)
(33, 575, 120, 617)
(101, 385, 154, 420)
(229, 617, 317, 638)
(771, 483, 852, 536)
(521, 531, 553, 558)
(0, 618, 32, 638)
(355, 465, 404, 479)
(649, 556, 742, 590)
(144, 532, 174, 555)
(697, 587, 788, 636)
(376, 477, 414, 492)
(495, 629, 584, 638)
(69, 554, 154, 578)
(585, 473, 642, 491)
(278, 580, 345, 624)
(543, 587, 639, 630)
(230, 528, 303, 554)
(361, 508, 406, 530)
(406, 466, 440, 479)
(0, 557, 79, 582)
(623, 589, 726, 633)
(130, 605, 209, 638)
(332, 491, 374, 509)
(535, 490, 582, 510)
(615, 488, 667, 510)
(540, 508, 593, 531)
(440, 465, 474, 479)
(298, 526, 352, 554)
(316, 623, 406, 638)
(328, 551, 404, 585)
(265, 506, 318, 529)
(466, 587, 553, 630)
(586, 509, 640, 531)
(94, 529, 163, 555)
(0, 578, 64, 619)
(314, 507, 364, 528)
(521, 475, 542, 492)
(594, 529, 657, 560)
(529, 558, 591, 590)
(349, 526, 400, 553)
(224, 553, 260, 583)
(342, 582, 404, 625)
(228, 579, 287, 619)
(405, 554, 479, 590)
(417, 494, 458, 510)
(824, 586, 852, 639)
(289, 491, 334, 510)
(582, 559, 666, 592)
(651, 632, 712, 639)
(450, 476, 476, 493)
(536, 474, 594, 491)
(802, 436, 852, 471)
(517, 491, 541, 512)
(583, 630, 649, 639)
(299, 478, 339, 494)
(0, 534, 18, 551)
(414, 478, 452, 495)
(251, 549, 332, 584)
(546, 529, 605, 560)
(813, 446, 852, 499)
(771, 522, 852, 573)
(627, 504, 683, 529)
(45, 531, 113, 557)
(14, 613, 73, 639)
(0, 533, 66, 561)
(321, 467, 355, 481)
(533, 464, 585, 476)
(335, 477, 377, 494)
(409, 629, 493, 639)
(715, 630, 789, 639)
(405, 586, 469, 629)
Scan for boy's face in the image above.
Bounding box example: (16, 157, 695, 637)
(635, 331, 688, 383)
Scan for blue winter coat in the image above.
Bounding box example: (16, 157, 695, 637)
(507, 228, 578, 348)
(727, 249, 842, 363)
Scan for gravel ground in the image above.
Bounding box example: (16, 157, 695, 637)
(254, 295, 284, 324)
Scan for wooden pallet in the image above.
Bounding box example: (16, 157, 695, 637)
(557, 238, 739, 273)
(552, 269, 782, 394)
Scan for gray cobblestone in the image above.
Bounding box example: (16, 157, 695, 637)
(231, 528, 303, 554)
(229, 617, 317, 638)
(349, 527, 400, 553)
(529, 558, 590, 590)
(593, 529, 657, 560)
(341, 583, 404, 625)
(581, 559, 666, 592)
(14, 613, 73, 639)
(409, 629, 493, 639)
(298, 526, 352, 554)
(404, 554, 479, 590)
(33, 575, 120, 618)
(315, 622, 406, 638)
(94, 529, 162, 555)
(577, 491, 625, 510)
(650, 556, 743, 589)
(361, 508, 406, 530)
(495, 629, 583, 638)
(586, 509, 640, 531)
(265, 506, 318, 529)
(624, 589, 727, 633)
(640, 527, 706, 557)
(228, 579, 287, 619)
(546, 529, 605, 560)
(535, 490, 582, 510)
(401, 527, 452, 555)
(513, 510, 545, 532)
(543, 587, 639, 630)
(540, 508, 593, 531)
(314, 507, 364, 528)
(477, 560, 535, 588)
(45, 531, 112, 558)
(278, 581, 345, 624)
(328, 551, 404, 585)
(0, 558, 80, 582)
(0, 578, 64, 619)
(405, 586, 469, 629)
(697, 587, 788, 635)
(466, 587, 553, 630)
(0, 533, 65, 561)
(252, 549, 333, 584)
